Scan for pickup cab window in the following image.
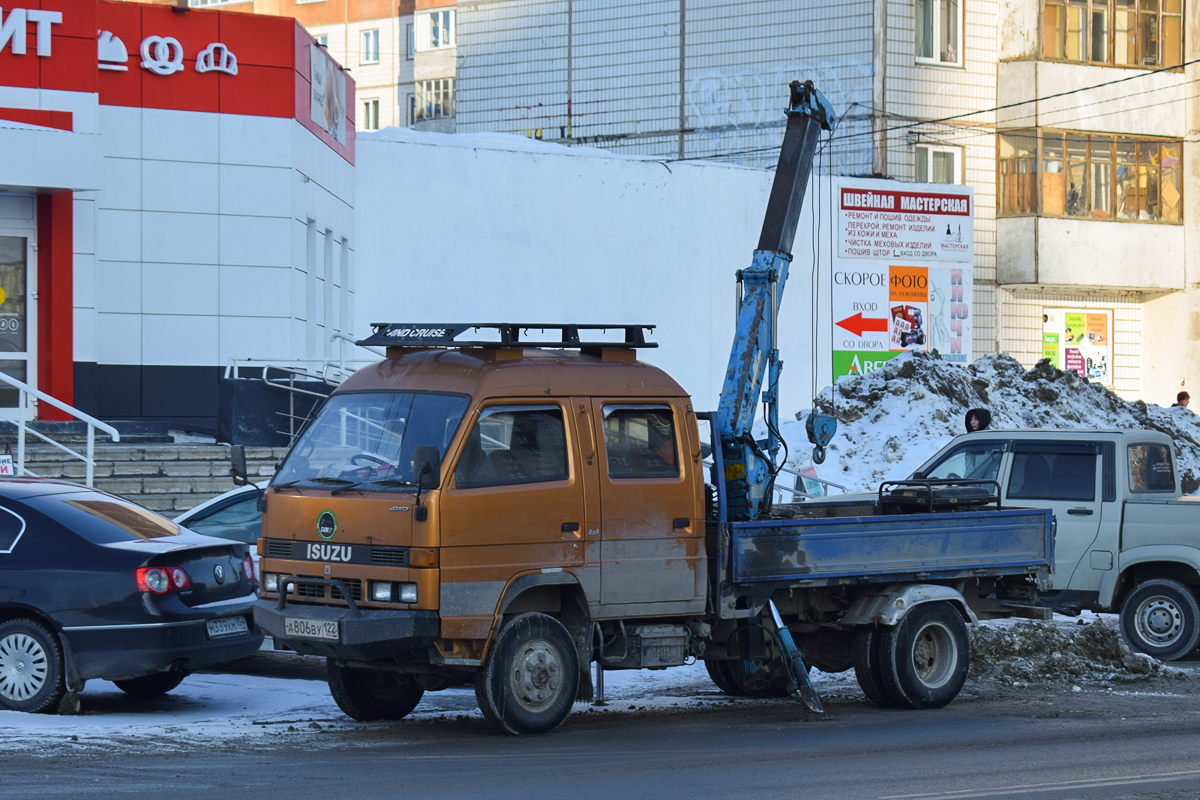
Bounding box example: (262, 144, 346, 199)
(454, 405, 569, 488)
(602, 405, 679, 479)
(920, 441, 1005, 483)
(1129, 443, 1175, 492)
(1009, 450, 1096, 501)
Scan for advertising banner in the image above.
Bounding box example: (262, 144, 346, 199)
(1043, 308, 1112, 385)
(831, 179, 974, 381)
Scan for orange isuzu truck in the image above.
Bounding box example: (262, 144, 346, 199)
(252, 84, 1052, 735)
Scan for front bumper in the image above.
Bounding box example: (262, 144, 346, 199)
(254, 597, 439, 660)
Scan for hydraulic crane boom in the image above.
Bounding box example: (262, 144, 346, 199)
(717, 80, 834, 521)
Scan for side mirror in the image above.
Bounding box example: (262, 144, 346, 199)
(229, 445, 250, 486)
(911, 470, 926, 480)
(413, 446, 442, 490)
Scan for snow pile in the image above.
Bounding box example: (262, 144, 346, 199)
(788, 351, 1200, 494)
(969, 617, 1182, 685)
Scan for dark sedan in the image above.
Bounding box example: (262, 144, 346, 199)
(0, 479, 262, 713)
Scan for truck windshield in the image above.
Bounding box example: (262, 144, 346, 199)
(273, 391, 469, 489)
(919, 441, 1005, 483)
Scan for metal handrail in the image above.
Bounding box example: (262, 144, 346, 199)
(0, 371, 120, 487)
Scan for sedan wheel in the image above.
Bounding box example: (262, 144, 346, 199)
(0, 619, 65, 713)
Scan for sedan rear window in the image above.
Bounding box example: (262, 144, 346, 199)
(58, 499, 180, 543)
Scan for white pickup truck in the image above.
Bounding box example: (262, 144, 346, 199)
(911, 428, 1200, 660)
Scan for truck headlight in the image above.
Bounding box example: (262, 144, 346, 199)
(398, 583, 418, 603)
(370, 581, 394, 602)
(263, 573, 278, 592)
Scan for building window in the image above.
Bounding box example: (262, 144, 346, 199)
(416, 78, 454, 121)
(406, 23, 415, 59)
(315, 33, 328, 47)
(999, 130, 1182, 222)
(361, 29, 380, 64)
(915, 145, 963, 183)
(415, 9, 454, 51)
(362, 99, 380, 131)
(1043, 0, 1183, 69)
(916, 0, 962, 65)
(406, 94, 415, 126)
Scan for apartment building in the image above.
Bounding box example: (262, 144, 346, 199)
(189, 0, 461, 132)
(454, 0, 1197, 404)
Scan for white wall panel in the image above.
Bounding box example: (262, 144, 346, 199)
(219, 265, 292, 318)
(73, 196, 95, 255)
(98, 105, 140, 158)
(95, 208, 141, 263)
(142, 314, 219, 365)
(219, 215, 293, 268)
(142, 160, 220, 215)
(94, 261, 141, 314)
(142, 211, 219, 265)
(218, 315, 293, 363)
(95, 311, 142, 364)
(98, 157, 140, 211)
(143, 263, 219, 316)
(73, 253, 95, 311)
(218, 165, 292, 218)
(73, 307, 95, 363)
(218, 114, 293, 168)
(141, 109, 219, 163)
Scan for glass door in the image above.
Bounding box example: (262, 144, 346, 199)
(0, 235, 34, 416)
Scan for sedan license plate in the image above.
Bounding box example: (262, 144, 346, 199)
(284, 617, 339, 641)
(206, 616, 249, 639)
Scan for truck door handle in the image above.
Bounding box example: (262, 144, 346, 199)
(1067, 507, 1094, 516)
(561, 522, 580, 532)
(673, 518, 691, 529)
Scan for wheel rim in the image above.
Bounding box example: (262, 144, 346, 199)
(508, 637, 564, 713)
(0, 633, 49, 702)
(1135, 595, 1185, 646)
(910, 621, 957, 689)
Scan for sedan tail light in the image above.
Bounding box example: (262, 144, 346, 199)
(137, 566, 192, 594)
(242, 556, 255, 581)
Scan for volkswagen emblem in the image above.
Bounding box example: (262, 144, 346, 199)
(213, 564, 225, 584)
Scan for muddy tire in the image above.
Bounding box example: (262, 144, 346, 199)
(328, 660, 424, 722)
(114, 671, 187, 697)
(0, 619, 65, 713)
(475, 613, 578, 735)
(704, 657, 793, 698)
(853, 626, 906, 709)
(1120, 579, 1200, 661)
(881, 602, 970, 709)
(704, 659, 747, 696)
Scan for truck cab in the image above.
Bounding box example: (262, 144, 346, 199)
(255, 325, 706, 733)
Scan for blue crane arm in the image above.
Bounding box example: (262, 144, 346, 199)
(716, 80, 834, 521)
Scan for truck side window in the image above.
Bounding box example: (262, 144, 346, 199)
(1129, 443, 1174, 492)
(454, 406, 569, 488)
(921, 442, 1005, 482)
(1009, 451, 1096, 501)
(602, 405, 679, 479)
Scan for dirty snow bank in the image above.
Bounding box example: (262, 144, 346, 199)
(787, 351, 1200, 494)
(970, 616, 1184, 686)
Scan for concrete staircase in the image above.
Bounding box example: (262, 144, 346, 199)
(18, 444, 288, 515)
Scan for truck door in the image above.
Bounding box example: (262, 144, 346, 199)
(441, 402, 586, 634)
(591, 400, 703, 609)
(1005, 441, 1103, 591)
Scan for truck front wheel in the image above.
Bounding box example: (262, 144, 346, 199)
(1120, 579, 1200, 661)
(475, 613, 579, 735)
(853, 626, 905, 709)
(880, 601, 970, 709)
(327, 661, 425, 722)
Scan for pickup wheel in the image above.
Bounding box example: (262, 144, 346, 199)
(475, 613, 579, 735)
(113, 672, 187, 697)
(0, 619, 65, 713)
(1120, 579, 1200, 661)
(327, 660, 425, 722)
(853, 626, 906, 709)
(881, 601, 970, 709)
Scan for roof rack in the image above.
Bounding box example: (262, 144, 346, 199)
(356, 323, 657, 350)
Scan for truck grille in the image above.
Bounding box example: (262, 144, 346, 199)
(264, 539, 409, 566)
(292, 575, 363, 602)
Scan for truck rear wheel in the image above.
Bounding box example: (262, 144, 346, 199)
(881, 601, 970, 709)
(853, 626, 905, 709)
(327, 660, 425, 722)
(1120, 578, 1200, 661)
(475, 613, 579, 735)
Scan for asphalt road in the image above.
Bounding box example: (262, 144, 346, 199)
(8, 675, 1200, 800)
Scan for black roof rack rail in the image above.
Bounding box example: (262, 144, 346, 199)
(356, 323, 657, 350)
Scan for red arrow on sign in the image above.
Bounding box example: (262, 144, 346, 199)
(836, 313, 889, 336)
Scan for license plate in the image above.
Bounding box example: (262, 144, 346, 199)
(284, 617, 339, 641)
(206, 616, 249, 639)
